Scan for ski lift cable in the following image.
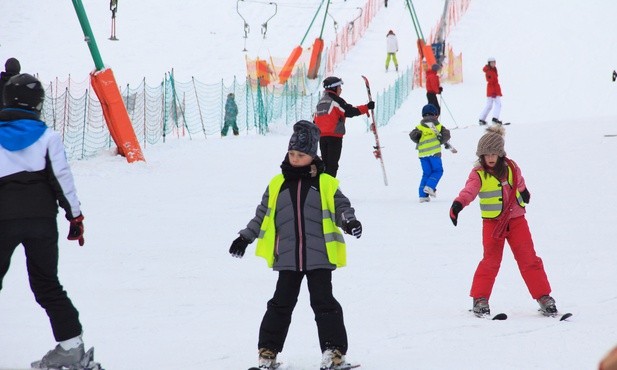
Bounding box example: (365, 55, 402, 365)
(299, 0, 327, 46)
(317, 0, 332, 39)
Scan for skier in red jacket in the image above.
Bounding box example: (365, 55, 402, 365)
(478, 57, 503, 125)
(425, 64, 442, 115)
(313, 76, 374, 177)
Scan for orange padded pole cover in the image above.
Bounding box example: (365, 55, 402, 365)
(279, 46, 303, 84)
(90, 68, 145, 162)
(307, 38, 324, 80)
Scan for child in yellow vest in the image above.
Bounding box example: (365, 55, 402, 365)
(228, 120, 362, 370)
(449, 125, 558, 318)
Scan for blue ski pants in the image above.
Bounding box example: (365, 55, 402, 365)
(418, 155, 444, 197)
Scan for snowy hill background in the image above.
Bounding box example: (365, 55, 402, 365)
(2, 1, 617, 369)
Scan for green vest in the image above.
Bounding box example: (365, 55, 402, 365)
(255, 174, 347, 268)
(416, 124, 442, 157)
(477, 166, 525, 219)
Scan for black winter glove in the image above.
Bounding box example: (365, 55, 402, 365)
(343, 220, 362, 238)
(366, 101, 375, 110)
(449, 201, 463, 226)
(229, 235, 250, 258)
(67, 214, 85, 246)
(439, 86, 443, 94)
(520, 188, 531, 204)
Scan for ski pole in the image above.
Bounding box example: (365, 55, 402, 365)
(439, 94, 459, 129)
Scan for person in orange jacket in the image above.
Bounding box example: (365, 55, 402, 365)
(425, 64, 442, 115)
(478, 57, 503, 125)
(313, 76, 374, 177)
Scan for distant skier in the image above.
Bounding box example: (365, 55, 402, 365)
(612, 70, 616, 82)
(449, 125, 559, 318)
(109, 0, 118, 40)
(313, 76, 374, 177)
(221, 93, 239, 137)
(409, 104, 450, 203)
(0, 57, 21, 108)
(478, 57, 503, 125)
(385, 30, 399, 72)
(425, 63, 442, 115)
(228, 120, 362, 370)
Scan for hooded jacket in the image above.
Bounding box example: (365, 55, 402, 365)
(483, 64, 502, 97)
(0, 109, 81, 220)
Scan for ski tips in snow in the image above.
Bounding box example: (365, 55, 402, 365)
(470, 309, 507, 320)
(491, 313, 508, 320)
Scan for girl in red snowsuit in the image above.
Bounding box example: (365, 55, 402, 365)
(448, 125, 559, 317)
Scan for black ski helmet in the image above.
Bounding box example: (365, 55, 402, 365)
(323, 76, 343, 89)
(2, 73, 45, 113)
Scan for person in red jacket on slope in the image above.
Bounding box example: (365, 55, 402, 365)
(478, 57, 503, 125)
(425, 63, 442, 116)
(313, 76, 374, 177)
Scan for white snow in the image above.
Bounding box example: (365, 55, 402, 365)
(1, 1, 617, 369)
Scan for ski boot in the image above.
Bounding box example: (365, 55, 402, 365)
(320, 348, 352, 370)
(419, 196, 430, 203)
(257, 348, 279, 369)
(492, 117, 503, 125)
(478, 119, 487, 125)
(473, 297, 491, 317)
(31, 344, 104, 369)
(423, 186, 437, 198)
(537, 295, 558, 316)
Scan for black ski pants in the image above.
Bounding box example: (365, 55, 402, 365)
(0, 218, 82, 341)
(426, 92, 441, 116)
(258, 269, 348, 354)
(319, 136, 343, 177)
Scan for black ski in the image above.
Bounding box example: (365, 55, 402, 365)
(470, 310, 507, 320)
(540, 311, 573, 321)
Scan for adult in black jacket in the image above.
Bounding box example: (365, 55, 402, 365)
(0, 57, 21, 108)
(0, 74, 101, 369)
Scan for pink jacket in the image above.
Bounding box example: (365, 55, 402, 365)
(454, 160, 527, 220)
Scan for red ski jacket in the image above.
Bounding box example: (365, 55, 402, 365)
(483, 65, 502, 97)
(313, 90, 368, 138)
(425, 69, 441, 94)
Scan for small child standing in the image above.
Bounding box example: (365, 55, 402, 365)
(409, 104, 451, 203)
(449, 125, 558, 318)
(229, 120, 362, 370)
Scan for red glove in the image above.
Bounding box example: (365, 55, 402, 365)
(67, 214, 85, 246)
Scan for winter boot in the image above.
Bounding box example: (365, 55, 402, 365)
(537, 295, 558, 315)
(419, 196, 431, 203)
(258, 348, 278, 369)
(478, 119, 487, 125)
(320, 348, 349, 370)
(423, 186, 437, 198)
(473, 297, 490, 317)
(492, 117, 503, 125)
(31, 343, 86, 369)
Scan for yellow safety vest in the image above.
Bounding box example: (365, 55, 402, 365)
(477, 166, 525, 219)
(255, 174, 347, 268)
(416, 124, 442, 157)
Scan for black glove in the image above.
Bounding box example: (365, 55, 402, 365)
(439, 86, 443, 94)
(520, 188, 531, 204)
(67, 214, 85, 246)
(343, 220, 362, 238)
(366, 101, 375, 110)
(450, 201, 463, 226)
(229, 235, 250, 258)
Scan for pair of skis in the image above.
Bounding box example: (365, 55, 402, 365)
(249, 364, 360, 370)
(472, 311, 573, 321)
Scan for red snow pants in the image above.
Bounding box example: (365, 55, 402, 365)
(470, 216, 551, 300)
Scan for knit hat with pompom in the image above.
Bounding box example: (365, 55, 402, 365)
(476, 125, 506, 157)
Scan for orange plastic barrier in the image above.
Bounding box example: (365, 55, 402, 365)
(278, 46, 303, 84)
(90, 68, 145, 163)
(256, 59, 271, 86)
(417, 39, 437, 67)
(307, 38, 324, 80)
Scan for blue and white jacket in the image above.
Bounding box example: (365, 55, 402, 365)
(0, 108, 81, 220)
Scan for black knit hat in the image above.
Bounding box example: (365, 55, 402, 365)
(288, 120, 320, 157)
(4, 58, 21, 74)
